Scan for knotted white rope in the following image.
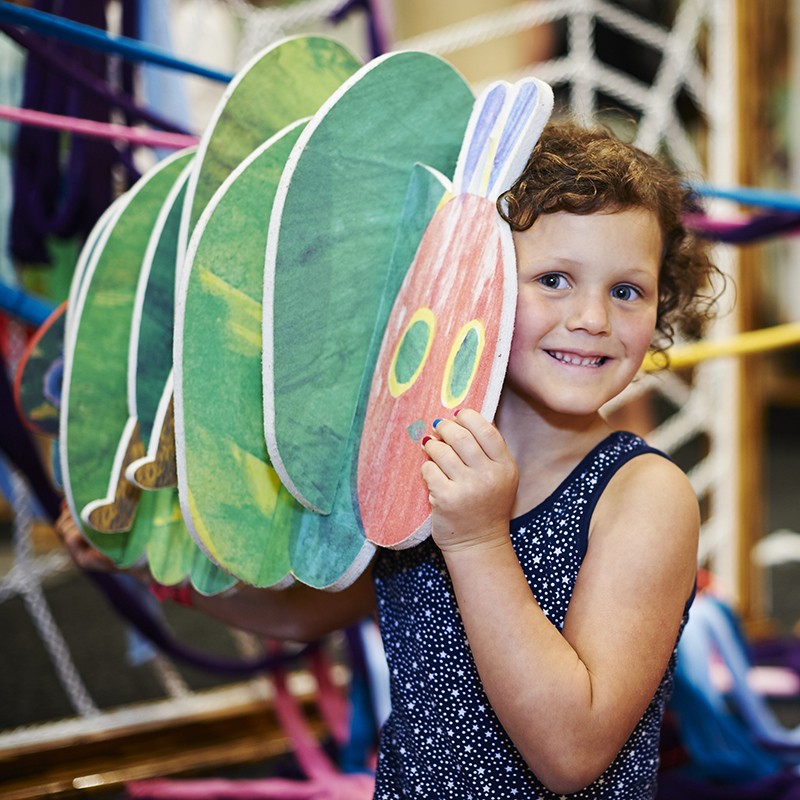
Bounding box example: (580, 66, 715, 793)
(393, 0, 575, 56)
(635, 0, 709, 152)
(228, 0, 349, 62)
(10, 468, 99, 717)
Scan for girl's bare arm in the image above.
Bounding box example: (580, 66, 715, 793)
(191, 567, 376, 642)
(422, 410, 698, 794)
(55, 506, 377, 642)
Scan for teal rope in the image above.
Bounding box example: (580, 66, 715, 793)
(693, 183, 800, 213)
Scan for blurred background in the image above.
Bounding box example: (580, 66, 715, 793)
(1, 1, 799, 798)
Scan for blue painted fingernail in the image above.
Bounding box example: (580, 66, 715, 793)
(432, 418, 442, 428)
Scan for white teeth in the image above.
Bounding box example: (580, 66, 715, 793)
(548, 350, 604, 367)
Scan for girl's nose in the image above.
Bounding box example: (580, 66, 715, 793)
(565, 293, 611, 335)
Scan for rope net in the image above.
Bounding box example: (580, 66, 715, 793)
(0, 0, 739, 768)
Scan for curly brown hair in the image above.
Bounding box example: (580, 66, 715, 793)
(497, 121, 722, 355)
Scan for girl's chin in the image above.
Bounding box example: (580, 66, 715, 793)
(500, 384, 609, 420)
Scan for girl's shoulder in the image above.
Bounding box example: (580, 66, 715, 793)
(590, 440, 699, 590)
(569, 429, 678, 504)
(593, 430, 694, 509)
(602, 440, 696, 510)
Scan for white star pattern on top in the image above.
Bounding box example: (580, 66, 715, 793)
(373, 432, 690, 799)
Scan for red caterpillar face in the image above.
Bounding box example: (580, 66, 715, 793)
(357, 193, 509, 548)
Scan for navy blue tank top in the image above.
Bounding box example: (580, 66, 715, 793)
(373, 431, 691, 799)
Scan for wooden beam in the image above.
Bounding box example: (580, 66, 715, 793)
(0, 692, 328, 799)
(734, 0, 790, 630)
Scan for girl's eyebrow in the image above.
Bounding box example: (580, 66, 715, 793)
(619, 267, 659, 283)
(523, 254, 580, 268)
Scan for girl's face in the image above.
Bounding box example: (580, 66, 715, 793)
(507, 208, 662, 419)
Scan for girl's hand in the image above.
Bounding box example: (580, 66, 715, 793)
(421, 408, 518, 553)
(54, 505, 120, 573)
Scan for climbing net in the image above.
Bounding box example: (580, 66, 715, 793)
(0, 0, 740, 767)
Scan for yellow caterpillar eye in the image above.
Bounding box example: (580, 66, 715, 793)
(388, 307, 436, 397)
(441, 320, 485, 408)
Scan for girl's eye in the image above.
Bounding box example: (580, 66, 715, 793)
(538, 273, 568, 289)
(611, 284, 641, 301)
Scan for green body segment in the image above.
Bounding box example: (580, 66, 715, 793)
(15, 303, 66, 438)
(178, 125, 306, 587)
(143, 488, 236, 595)
(185, 36, 361, 239)
(62, 150, 194, 566)
(267, 52, 474, 521)
(129, 158, 235, 593)
(284, 163, 453, 589)
(134, 164, 192, 443)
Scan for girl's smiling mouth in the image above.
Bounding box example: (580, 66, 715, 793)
(546, 350, 608, 367)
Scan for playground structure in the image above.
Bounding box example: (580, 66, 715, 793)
(0, 0, 799, 796)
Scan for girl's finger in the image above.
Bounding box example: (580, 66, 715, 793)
(446, 408, 508, 462)
(421, 434, 468, 480)
(431, 413, 493, 466)
(420, 458, 449, 495)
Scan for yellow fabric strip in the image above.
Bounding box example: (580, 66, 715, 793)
(641, 321, 800, 372)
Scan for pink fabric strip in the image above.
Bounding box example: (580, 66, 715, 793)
(0, 103, 198, 149)
(309, 649, 350, 746)
(270, 663, 339, 780)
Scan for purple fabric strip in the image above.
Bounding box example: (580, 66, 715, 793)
(685, 212, 800, 244)
(329, 0, 387, 58)
(10, 0, 126, 262)
(657, 769, 800, 799)
(751, 638, 800, 676)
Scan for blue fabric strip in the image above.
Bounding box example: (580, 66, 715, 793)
(0, 0, 233, 83)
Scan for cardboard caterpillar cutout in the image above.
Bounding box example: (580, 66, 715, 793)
(57, 35, 361, 589)
(13, 301, 66, 439)
(177, 49, 473, 589)
(50, 34, 554, 592)
(171, 38, 360, 589)
(261, 50, 474, 588)
(60, 149, 193, 566)
(175, 123, 308, 588)
(357, 78, 553, 548)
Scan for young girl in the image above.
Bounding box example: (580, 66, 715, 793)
(57, 121, 719, 799)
